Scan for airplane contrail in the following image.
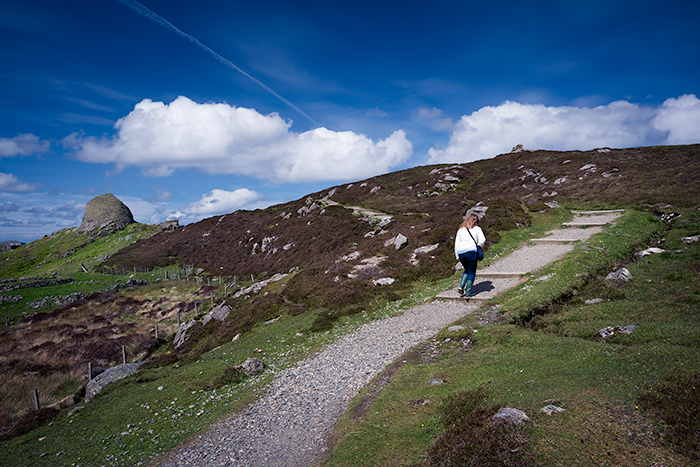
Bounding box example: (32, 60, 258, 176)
(115, 0, 321, 127)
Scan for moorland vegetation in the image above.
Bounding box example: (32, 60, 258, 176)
(0, 144, 699, 466)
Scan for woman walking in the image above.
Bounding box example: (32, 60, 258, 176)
(454, 214, 486, 297)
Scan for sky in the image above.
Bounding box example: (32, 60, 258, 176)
(1, 0, 699, 243)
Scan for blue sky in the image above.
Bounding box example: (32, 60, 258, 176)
(1, 0, 699, 243)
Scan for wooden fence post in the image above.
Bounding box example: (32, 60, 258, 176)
(155, 325, 159, 340)
(88, 362, 92, 381)
(122, 345, 126, 365)
(177, 310, 181, 326)
(33, 388, 40, 411)
(210, 293, 214, 307)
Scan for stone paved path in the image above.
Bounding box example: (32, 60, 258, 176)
(436, 210, 623, 300)
(160, 210, 623, 467)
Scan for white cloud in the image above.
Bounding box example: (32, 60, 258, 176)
(169, 188, 266, 223)
(0, 172, 43, 193)
(0, 201, 21, 212)
(652, 94, 700, 144)
(65, 96, 412, 183)
(0, 134, 50, 157)
(417, 107, 454, 132)
(428, 95, 700, 163)
(146, 186, 174, 203)
(50, 200, 85, 220)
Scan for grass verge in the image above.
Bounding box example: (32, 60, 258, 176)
(321, 207, 700, 466)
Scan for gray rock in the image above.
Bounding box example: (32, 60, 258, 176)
(682, 235, 700, 244)
(79, 193, 134, 233)
(240, 357, 264, 376)
(372, 277, 395, 286)
(604, 268, 633, 283)
(447, 325, 466, 332)
(636, 247, 665, 258)
(67, 406, 85, 417)
(409, 243, 439, 265)
(428, 378, 444, 385)
(585, 298, 605, 305)
(85, 362, 143, 402)
(466, 202, 488, 219)
(540, 404, 566, 415)
(385, 234, 407, 250)
(598, 325, 640, 338)
(174, 319, 197, 349)
(492, 407, 530, 425)
(202, 304, 231, 326)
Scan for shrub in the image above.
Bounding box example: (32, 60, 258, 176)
(427, 387, 534, 467)
(637, 372, 700, 462)
(0, 407, 60, 441)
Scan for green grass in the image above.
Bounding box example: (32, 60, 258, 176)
(0, 272, 450, 466)
(321, 207, 700, 466)
(495, 209, 664, 324)
(2, 207, 698, 466)
(0, 223, 161, 278)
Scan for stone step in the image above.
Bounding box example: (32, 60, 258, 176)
(562, 221, 609, 227)
(571, 209, 625, 215)
(435, 290, 492, 301)
(530, 238, 582, 244)
(477, 271, 524, 278)
(435, 277, 523, 302)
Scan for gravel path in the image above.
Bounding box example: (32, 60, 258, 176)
(160, 210, 623, 467)
(160, 300, 478, 467)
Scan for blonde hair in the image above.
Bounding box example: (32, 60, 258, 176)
(459, 214, 479, 230)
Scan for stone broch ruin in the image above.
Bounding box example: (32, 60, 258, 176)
(79, 193, 134, 234)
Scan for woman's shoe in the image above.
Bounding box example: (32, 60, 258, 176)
(458, 287, 464, 295)
(465, 291, 477, 297)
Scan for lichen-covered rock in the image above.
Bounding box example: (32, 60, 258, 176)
(85, 362, 143, 402)
(79, 193, 134, 233)
(239, 357, 264, 375)
(174, 319, 197, 349)
(203, 304, 231, 325)
(492, 407, 530, 426)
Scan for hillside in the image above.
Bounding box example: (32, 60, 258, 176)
(0, 144, 699, 465)
(108, 144, 700, 277)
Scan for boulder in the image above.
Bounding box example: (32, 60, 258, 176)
(492, 407, 530, 426)
(174, 319, 197, 349)
(202, 304, 231, 326)
(85, 362, 144, 402)
(636, 247, 665, 258)
(372, 277, 395, 286)
(409, 243, 439, 265)
(604, 268, 633, 284)
(79, 193, 134, 233)
(383, 233, 407, 250)
(599, 325, 639, 338)
(239, 357, 264, 375)
(466, 202, 488, 219)
(540, 405, 566, 415)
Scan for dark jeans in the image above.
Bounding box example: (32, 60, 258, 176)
(458, 251, 478, 281)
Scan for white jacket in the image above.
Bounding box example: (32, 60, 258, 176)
(454, 226, 486, 259)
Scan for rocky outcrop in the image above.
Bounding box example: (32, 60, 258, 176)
(85, 361, 144, 402)
(174, 319, 197, 349)
(79, 193, 134, 234)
